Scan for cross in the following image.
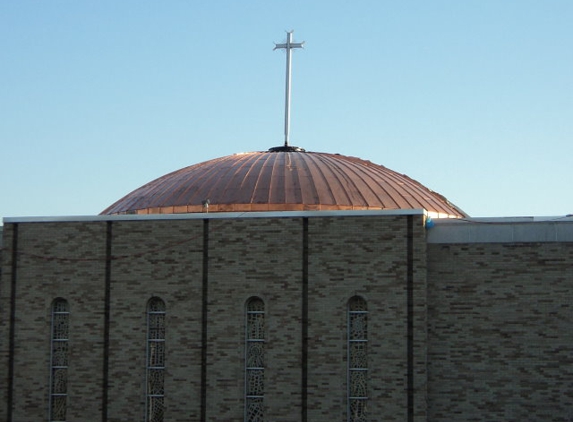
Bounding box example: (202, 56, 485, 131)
(274, 31, 304, 147)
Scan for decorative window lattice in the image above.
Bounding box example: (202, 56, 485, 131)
(49, 298, 69, 422)
(245, 297, 265, 422)
(348, 296, 368, 422)
(146, 297, 166, 422)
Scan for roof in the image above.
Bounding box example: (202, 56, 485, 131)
(101, 148, 467, 218)
(427, 215, 573, 243)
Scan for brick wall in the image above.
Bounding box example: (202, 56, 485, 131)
(1, 222, 108, 421)
(427, 242, 573, 421)
(307, 215, 427, 421)
(0, 213, 426, 421)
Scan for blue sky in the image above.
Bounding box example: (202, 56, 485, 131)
(1, 1, 571, 220)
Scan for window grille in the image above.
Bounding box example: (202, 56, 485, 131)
(49, 298, 69, 422)
(146, 297, 166, 422)
(245, 297, 265, 422)
(348, 296, 368, 422)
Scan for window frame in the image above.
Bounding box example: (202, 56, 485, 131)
(244, 297, 265, 422)
(49, 298, 70, 422)
(145, 297, 166, 422)
(347, 296, 368, 422)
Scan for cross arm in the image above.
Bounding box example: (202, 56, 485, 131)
(274, 42, 305, 50)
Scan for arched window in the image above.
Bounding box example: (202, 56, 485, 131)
(245, 297, 265, 422)
(146, 297, 166, 422)
(348, 296, 368, 422)
(49, 298, 69, 422)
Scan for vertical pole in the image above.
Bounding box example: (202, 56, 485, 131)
(284, 32, 293, 147)
(274, 31, 304, 148)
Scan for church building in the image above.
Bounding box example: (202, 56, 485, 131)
(1, 145, 572, 422)
(1, 32, 572, 422)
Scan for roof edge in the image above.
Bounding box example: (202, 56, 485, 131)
(427, 215, 573, 243)
(4, 209, 427, 224)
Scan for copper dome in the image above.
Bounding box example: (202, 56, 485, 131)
(101, 149, 467, 218)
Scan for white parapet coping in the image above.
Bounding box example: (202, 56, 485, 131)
(427, 216, 573, 243)
(4, 212, 573, 244)
(3, 208, 427, 224)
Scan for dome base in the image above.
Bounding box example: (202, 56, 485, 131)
(268, 145, 306, 152)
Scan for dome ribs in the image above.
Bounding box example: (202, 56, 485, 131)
(303, 153, 341, 206)
(283, 152, 305, 205)
(356, 167, 408, 209)
(268, 152, 286, 204)
(291, 153, 321, 207)
(372, 168, 440, 210)
(101, 150, 466, 217)
(175, 158, 231, 206)
(158, 157, 232, 207)
(218, 153, 264, 205)
(303, 152, 349, 206)
(145, 167, 201, 208)
(380, 169, 455, 214)
(363, 164, 422, 210)
(249, 152, 275, 204)
(104, 169, 184, 214)
(316, 153, 370, 207)
(322, 154, 396, 208)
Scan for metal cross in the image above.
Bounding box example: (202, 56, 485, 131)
(274, 31, 304, 147)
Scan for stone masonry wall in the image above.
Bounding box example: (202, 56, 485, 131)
(1, 213, 426, 421)
(207, 216, 304, 422)
(0, 221, 108, 421)
(427, 242, 573, 421)
(307, 214, 427, 422)
(108, 219, 205, 422)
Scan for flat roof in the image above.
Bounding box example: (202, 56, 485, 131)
(428, 216, 573, 243)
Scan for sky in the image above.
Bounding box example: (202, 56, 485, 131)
(1, 1, 572, 221)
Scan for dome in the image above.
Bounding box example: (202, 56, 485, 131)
(101, 147, 467, 218)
